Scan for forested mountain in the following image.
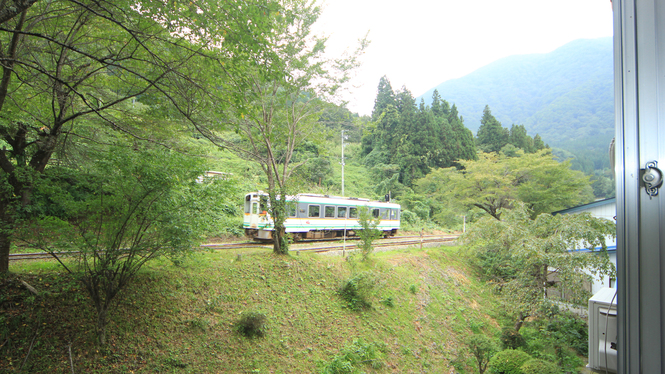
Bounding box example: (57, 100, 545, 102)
(418, 37, 613, 172)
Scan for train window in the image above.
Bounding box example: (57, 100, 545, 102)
(325, 206, 335, 218)
(308, 205, 320, 218)
(372, 208, 380, 218)
(349, 207, 358, 218)
(390, 209, 396, 220)
(380, 209, 388, 219)
(337, 206, 347, 218)
(252, 202, 259, 215)
(287, 203, 296, 217)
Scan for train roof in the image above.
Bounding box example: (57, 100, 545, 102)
(245, 191, 401, 208)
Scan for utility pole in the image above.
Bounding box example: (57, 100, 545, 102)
(341, 129, 346, 196)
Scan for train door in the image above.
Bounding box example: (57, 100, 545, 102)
(249, 199, 260, 228)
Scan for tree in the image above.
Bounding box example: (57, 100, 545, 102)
(196, 0, 368, 254)
(25, 143, 231, 345)
(464, 203, 615, 332)
(372, 75, 396, 120)
(416, 150, 594, 220)
(466, 334, 497, 374)
(476, 105, 509, 153)
(0, 0, 38, 25)
(361, 82, 476, 188)
(508, 124, 534, 152)
(357, 207, 382, 261)
(0, 0, 279, 272)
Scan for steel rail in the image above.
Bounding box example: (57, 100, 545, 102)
(9, 234, 460, 261)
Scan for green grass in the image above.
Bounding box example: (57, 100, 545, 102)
(1, 245, 504, 373)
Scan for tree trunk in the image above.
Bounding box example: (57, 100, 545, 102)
(0, 229, 10, 273)
(96, 307, 107, 346)
(514, 312, 527, 332)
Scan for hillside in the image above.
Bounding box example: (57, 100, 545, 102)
(2, 246, 502, 373)
(418, 37, 613, 168)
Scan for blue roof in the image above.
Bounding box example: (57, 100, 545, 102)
(569, 245, 616, 254)
(553, 198, 616, 215)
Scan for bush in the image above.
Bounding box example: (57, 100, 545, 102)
(235, 311, 267, 338)
(338, 272, 376, 311)
(319, 340, 386, 373)
(520, 358, 558, 374)
(467, 334, 498, 374)
(500, 327, 526, 350)
(546, 312, 588, 355)
(488, 349, 531, 374)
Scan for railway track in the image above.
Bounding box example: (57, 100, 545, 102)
(202, 234, 460, 253)
(9, 234, 460, 262)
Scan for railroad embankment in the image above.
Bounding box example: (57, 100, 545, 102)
(1, 245, 501, 373)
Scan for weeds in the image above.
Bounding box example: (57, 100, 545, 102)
(235, 311, 267, 338)
(338, 272, 377, 311)
(319, 339, 386, 373)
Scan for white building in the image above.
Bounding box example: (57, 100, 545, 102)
(554, 198, 617, 295)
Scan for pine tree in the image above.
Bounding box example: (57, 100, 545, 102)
(533, 134, 546, 150)
(431, 90, 443, 117)
(476, 105, 509, 153)
(372, 76, 396, 120)
(508, 124, 534, 152)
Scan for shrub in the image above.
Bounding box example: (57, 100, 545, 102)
(520, 358, 558, 374)
(235, 311, 267, 338)
(500, 327, 526, 350)
(400, 210, 418, 225)
(467, 334, 498, 374)
(338, 272, 376, 311)
(488, 349, 531, 374)
(319, 340, 386, 373)
(546, 312, 588, 355)
(380, 296, 394, 308)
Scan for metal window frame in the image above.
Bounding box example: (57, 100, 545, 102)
(614, 0, 665, 372)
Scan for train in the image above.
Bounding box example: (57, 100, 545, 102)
(243, 191, 401, 241)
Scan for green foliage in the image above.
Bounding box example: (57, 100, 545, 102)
(319, 340, 386, 374)
(500, 328, 526, 350)
(204, 0, 367, 254)
(408, 284, 418, 294)
(362, 79, 476, 187)
(477, 106, 510, 153)
(338, 272, 377, 311)
(487, 349, 532, 374)
(520, 359, 558, 374)
(464, 203, 615, 335)
(0, 0, 285, 273)
(417, 150, 594, 221)
(24, 143, 231, 345)
(356, 207, 382, 261)
(467, 334, 498, 374)
(235, 311, 268, 338)
(519, 312, 587, 371)
(380, 296, 395, 308)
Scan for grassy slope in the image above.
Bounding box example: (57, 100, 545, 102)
(1, 246, 501, 373)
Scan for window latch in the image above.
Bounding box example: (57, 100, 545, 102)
(641, 161, 663, 199)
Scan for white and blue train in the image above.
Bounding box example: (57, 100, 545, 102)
(243, 192, 401, 241)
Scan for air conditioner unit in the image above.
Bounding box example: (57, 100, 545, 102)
(588, 287, 617, 373)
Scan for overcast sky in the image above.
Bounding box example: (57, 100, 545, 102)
(312, 0, 614, 116)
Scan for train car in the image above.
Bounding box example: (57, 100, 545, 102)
(243, 191, 400, 241)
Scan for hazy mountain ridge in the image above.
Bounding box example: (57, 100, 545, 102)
(418, 37, 613, 154)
